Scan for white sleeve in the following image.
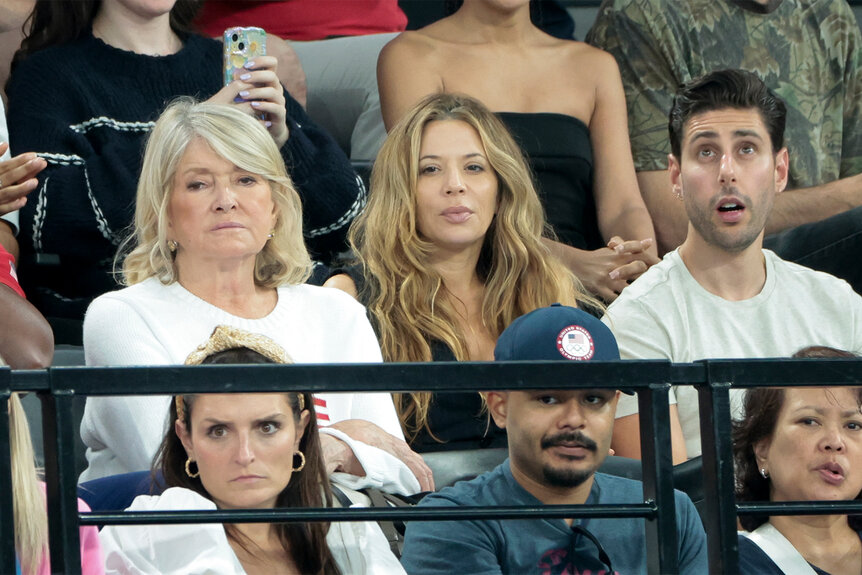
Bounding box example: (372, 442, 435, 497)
(321, 427, 420, 495)
(603, 302, 675, 419)
(100, 490, 244, 575)
(327, 517, 407, 575)
(84, 295, 173, 366)
(81, 295, 175, 479)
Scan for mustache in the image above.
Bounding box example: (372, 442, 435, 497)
(540, 431, 597, 452)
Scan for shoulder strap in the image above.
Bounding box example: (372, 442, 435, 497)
(743, 523, 818, 575)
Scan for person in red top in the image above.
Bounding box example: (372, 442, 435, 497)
(194, 0, 407, 161)
(195, 0, 406, 41)
(0, 242, 53, 368)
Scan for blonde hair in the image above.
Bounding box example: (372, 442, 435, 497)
(349, 93, 600, 439)
(9, 390, 47, 575)
(119, 98, 312, 287)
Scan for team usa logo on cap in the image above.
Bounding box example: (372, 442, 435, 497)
(556, 325, 595, 360)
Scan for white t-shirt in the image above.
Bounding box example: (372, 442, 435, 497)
(602, 249, 862, 457)
(99, 487, 406, 575)
(81, 278, 414, 494)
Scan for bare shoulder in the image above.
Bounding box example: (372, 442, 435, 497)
(379, 29, 446, 66)
(322, 273, 359, 300)
(561, 40, 620, 78)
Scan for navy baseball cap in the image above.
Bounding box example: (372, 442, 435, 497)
(494, 304, 630, 392)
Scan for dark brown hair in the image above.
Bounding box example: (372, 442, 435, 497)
(11, 0, 201, 69)
(732, 346, 861, 531)
(668, 69, 787, 161)
(153, 347, 340, 575)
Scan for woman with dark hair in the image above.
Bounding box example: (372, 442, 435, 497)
(98, 326, 405, 575)
(733, 346, 862, 574)
(6, 0, 364, 330)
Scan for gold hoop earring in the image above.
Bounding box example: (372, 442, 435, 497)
(185, 458, 200, 478)
(292, 451, 306, 472)
(168, 240, 178, 252)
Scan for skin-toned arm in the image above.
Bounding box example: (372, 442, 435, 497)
(0, 283, 53, 368)
(611, 407, 688, 465)
(764, 172, 862, 235)
(378, 32, 443, 131)
(589, 53, 657, 258)
(638, 169, 688, 255)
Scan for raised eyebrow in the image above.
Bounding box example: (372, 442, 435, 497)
(733, 129, 764, 141)
(252, 413, 286, 425)
(687, 131, 719, 145)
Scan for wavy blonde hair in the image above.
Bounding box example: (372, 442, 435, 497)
(349, 93, 599, 439)
(8, 389, 47, 575)
(119, 98, 311, 286)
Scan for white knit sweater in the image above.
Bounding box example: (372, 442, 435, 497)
(80, 278, 417, 494)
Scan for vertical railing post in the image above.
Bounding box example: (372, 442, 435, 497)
(639, 383, 679, 574)
(41, 386, 82, 575)
(0, 368, 17, 575)
(698, 379, 738, 573)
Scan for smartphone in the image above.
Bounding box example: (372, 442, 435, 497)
(223, 26, 267, 87)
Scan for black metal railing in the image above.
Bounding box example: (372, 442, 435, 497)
(2, 358, 860, 574)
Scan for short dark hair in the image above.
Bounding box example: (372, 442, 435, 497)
(733, 346, 860, 532)
(668, 69, 787, 160)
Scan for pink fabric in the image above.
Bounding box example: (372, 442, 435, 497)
(35, 484, 105, 575)
(196, 0, 407, 41)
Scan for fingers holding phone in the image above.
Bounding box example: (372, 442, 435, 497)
(217, 27, 289, 147)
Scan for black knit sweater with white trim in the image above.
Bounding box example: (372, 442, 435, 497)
(7, 31, 363, 317)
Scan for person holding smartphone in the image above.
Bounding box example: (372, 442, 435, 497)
(5, 0, 364, 340)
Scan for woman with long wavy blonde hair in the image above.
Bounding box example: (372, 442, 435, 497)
(326, 93, 599, 450)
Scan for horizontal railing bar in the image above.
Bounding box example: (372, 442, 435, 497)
(706, 358, 862, 387)
(80, 503, 656, 526)
(737, 500, 862, 516)
(17, 361, 676, 395)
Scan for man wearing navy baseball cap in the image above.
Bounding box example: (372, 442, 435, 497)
(401, 304, 706, 575)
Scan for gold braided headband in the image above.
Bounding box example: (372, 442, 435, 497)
(176, 325, 304, 422)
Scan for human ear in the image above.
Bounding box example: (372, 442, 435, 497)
(668, 154, 683, 199)
(294, 408, 311, 451)
(752, 438, 770, 470)
(774, 148, 789, 194)
(175, 419, 195, 460)
(485, 391, 509, 430)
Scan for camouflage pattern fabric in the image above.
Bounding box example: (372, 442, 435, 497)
(587, 0, 862, 189)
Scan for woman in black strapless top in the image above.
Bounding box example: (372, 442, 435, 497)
(378, 0, 659, 304)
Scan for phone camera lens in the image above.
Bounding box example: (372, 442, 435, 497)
(232, 33, 238, 42)
(238, 42, 245, 51)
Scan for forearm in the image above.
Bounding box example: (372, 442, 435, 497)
(637, 170, 688, 255)
(0, 284, 53, 368)
(767, 172, 862, 235)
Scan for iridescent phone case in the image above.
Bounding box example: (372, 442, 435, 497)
(223, 27, 267, 86)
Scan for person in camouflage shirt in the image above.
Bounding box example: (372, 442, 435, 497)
(588, 0, 862, 293)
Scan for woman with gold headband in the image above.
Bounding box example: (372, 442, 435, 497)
(81, 99, 431, 492)
(98, 326, 405, 575)
(326, 93, 595, 451)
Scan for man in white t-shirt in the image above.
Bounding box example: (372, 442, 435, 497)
(602, 69, 862, 459)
